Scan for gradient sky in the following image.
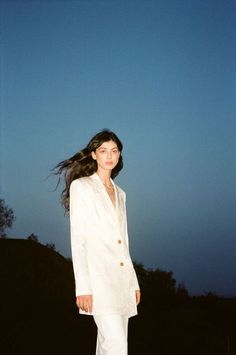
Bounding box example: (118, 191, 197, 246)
(1, 0, 235, 296)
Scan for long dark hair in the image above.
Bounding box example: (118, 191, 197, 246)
(53, 129, 123, 211)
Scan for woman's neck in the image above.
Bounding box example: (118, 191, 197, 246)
(96, 169, 112, 186)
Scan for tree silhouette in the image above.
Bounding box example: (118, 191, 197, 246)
(27, 233, 39, 242)
(0, 198, 15, 238)
(176, 281, 189, 298)
(45, 242, 56, 251)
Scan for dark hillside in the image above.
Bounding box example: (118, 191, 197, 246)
(0, 239, 96, 355)
(0, 239, 235, 355)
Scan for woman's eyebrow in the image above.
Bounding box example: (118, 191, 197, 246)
(97, 146, 118, 150)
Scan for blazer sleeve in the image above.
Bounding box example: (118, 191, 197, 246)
(123, 191, 140, 291)
(69, 179, 92, 296)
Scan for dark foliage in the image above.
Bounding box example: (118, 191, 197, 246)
(27, 233, 39, 243)
(0, 239, 235, 355)
(0, 199, 15, 237)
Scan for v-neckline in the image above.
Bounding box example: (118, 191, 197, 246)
(94, 173, 117, 211)
(107, 178, 117, 210)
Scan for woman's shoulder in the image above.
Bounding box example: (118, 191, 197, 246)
(70, 176, 93, 192)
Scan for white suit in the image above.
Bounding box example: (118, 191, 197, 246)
(69, 172, 139, 318)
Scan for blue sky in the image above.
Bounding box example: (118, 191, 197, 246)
(1, 0, 235, 296)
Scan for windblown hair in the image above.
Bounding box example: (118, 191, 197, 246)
(53, 129, 123, 211)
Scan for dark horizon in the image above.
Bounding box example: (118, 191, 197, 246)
(1, 237, 235, 355)
(3, 236, 236, 299)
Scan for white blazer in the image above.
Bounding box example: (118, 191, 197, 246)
(69, 172, 139, 317)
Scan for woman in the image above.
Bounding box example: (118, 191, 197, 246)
(55, 129, 140, 355)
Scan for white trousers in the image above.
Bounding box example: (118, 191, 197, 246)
(93, 315, 129, 355)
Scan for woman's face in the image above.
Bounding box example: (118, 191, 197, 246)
(92, 140, 120, 172)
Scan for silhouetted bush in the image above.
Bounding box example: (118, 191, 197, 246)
(0, 198, 15, 237)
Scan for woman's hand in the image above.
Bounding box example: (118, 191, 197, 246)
(76, 295, 93, 313)
(135, 290, 141, 305)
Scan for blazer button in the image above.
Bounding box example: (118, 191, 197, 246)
(120, 262, 124, 266)
(118, 239, 122, 244)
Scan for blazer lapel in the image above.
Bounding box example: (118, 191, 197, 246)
(90, 173, 119, 222)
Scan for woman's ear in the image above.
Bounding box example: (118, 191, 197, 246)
(91, 151, 96, 160)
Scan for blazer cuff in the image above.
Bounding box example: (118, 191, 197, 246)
(75, 287, 92, 297)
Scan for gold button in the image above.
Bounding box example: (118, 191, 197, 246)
(120, 262, 124, 266)
(118, 239, 122, 244)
